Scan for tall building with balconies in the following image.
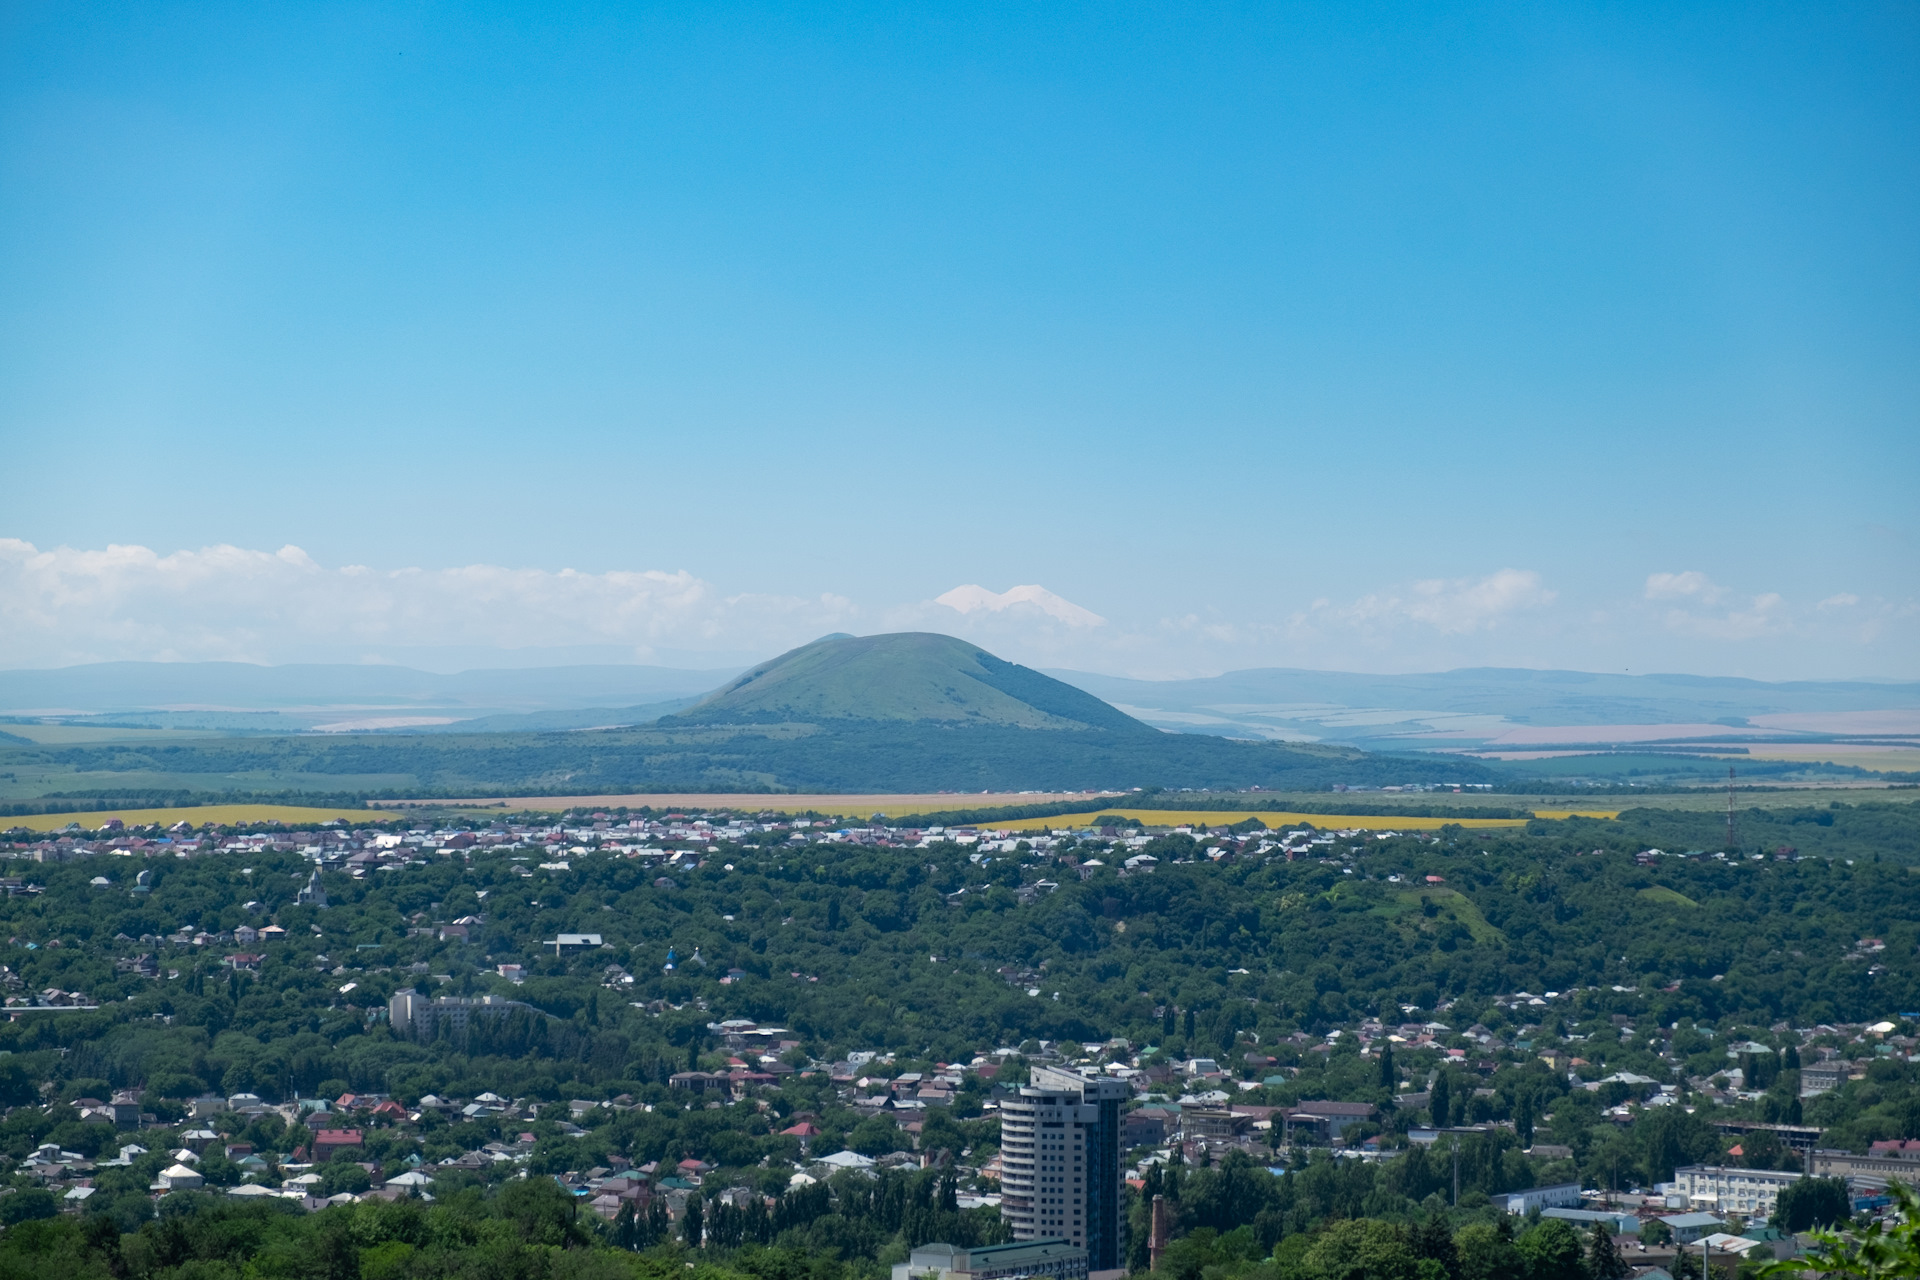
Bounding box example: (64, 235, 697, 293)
(998, 1066, 1128, 1273)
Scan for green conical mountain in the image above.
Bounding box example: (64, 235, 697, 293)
(674, 632, 1149, 732)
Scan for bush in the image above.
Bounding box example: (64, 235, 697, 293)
(196, 1154, 243, 1188)
(319, 1162, 372, 1196)
(849, 1115, 904, 1156)
(0, 1188, 60, 1225)
(59, 1079, 111, 1104)
(1772, 1177, 1850, 1233)
(1302, 1219, 1420, 1280)
(144, 1073, 204, 1100)
(0, 1061, 40, 1107)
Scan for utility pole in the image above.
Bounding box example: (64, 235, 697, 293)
(1726, 766, 1737, 852)
(1149, 1194, 1170, 1271)
(1451, 1138, 1460, 1206)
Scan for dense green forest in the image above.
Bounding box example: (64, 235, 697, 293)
(0, 719, 1494, 800)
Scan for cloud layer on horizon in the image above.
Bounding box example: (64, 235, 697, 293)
(0, 538, 854, 669)
(934, 584, 1107, 628)
(0, 539, 1911, 680)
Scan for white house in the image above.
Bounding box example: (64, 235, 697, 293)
(157, 1163, 205, 1191)
(815, 1150, 877, 1171)
(227, 1183, 279, 1199)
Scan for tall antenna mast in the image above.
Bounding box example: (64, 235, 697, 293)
(1726, 765, 1737, 852)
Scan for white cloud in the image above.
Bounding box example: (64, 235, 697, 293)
(1645, 570, 1725, 602)
(1658, 594, 1789, 644)
(934, 583, 1106, 628)
(1316, 569, 1556, 636)
(1818, 593, 1861, 610)
(1655, 593, 1788, 641)
(1640, 569, 1793, 641)
(0, 539, 856, 668)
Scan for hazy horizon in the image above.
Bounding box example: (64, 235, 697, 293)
(4, 640, 1919, 687)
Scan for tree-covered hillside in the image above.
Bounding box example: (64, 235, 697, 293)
(675, 633, 1148, 731)
(2, 804, 1915, 1100)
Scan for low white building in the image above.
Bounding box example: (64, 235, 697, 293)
(815, 1150, 877, 1171)
(1670, 1165, 1802, 1218)
(156, 1163, 205, 1191)
(893, 1240, 1089, 1280)
(227, 1183, 279, 1199)
(1499, 1183, 1582, 1214)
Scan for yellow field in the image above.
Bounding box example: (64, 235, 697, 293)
(3, 804, 378, 833)
(1739, 746, 1920, 774)
(986, 808, 1537, 832)
(4, 797, 1622, 835)
(393, 792, 1120, 818)
(394, 793, 1621, 826)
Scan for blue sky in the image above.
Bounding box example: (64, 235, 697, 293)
(2, 3, 1916, 678)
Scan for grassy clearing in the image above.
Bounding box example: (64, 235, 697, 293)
(3, 803, 378, 833)
(1636, 885, 1700, 908)
(0, 766, 425, 804)
(1367, 887, 1506, 945)
(0, 723, 225, 744)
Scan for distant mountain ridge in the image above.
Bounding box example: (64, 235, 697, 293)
(0, 661, 737, 725)
(0, 635, 1494, 794)
(6, 656, 1913, 754)
(1049, 665, 1920, 747)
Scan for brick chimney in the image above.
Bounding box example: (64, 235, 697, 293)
(1149, 1193, 1171, 1269)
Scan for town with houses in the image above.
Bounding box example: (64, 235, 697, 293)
(9, 1007, 1920, 1270)
(0, 804, 1914, 1277)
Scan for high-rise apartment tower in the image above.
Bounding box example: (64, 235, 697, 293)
(998, 1066, 1129, 1271)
